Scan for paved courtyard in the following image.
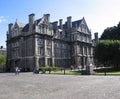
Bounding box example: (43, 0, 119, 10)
(0, 73, 120, 99)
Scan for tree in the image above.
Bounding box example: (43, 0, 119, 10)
(94, 40, 120, 70)
(98, 22, 120, 70)
(0, 55, 6, 71)
(101, 22, 120, 40)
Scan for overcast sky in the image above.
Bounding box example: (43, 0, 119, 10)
(0, 0, 120, 47)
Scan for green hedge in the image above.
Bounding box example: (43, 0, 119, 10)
(40, 66, 59, 71)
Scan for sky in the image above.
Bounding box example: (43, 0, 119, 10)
(0, 0, 120, 48)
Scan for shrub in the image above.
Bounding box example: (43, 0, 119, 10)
(40, 66, 59, 71)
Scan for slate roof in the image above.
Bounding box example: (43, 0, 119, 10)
(36, 18, 42, 24)
(17, 22, 25, 28)
(22, 18, 42, 32)
(63, 22, 67, 29)
(63, 19, 82, 29)
(21, 16, 83, 32)
(22, 24, 29, 32)
(15, 20, 25, 28)
(72, 20, 82, 28)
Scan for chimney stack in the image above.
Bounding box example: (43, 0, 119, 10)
(52, 21, 58, 30)
(67, 16, 72, 28)
(59, 19, 63, 29)
(94, 32, 99, 46)
(29, 13, 35, 32)
(44, 14, 50, 22)
(8, 23, 13, 33)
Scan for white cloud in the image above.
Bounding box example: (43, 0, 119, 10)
(0, 16, 7, 24)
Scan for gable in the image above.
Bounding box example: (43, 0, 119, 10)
(79, 18, 90, 34)
(14, 22, 19, 29)
(37, 15, 49, 25)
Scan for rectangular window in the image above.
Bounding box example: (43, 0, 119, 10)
(38, 38, 44, 46)
(47, 48, 51, 56)
(47, 58, 52, 66)
(40, 48, 44, 56)
(47, 39, 51, 46)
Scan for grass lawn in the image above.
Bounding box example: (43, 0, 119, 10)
(40, 67, 120, 75)
(46, 70, 81, 75)
(95, 71, 120, 75)
(94, 67, 120, 75)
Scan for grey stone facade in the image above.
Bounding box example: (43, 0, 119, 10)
(6, 13, 94, 71)
(0, 48, 6, 56)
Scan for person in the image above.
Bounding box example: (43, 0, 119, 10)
(33, 67, 36, 74)
(33, 66, 39, 74)
(15, 66, 20, 75)
(70, 65, 74, 71)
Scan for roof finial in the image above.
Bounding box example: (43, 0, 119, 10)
(16, 18, 18, 23)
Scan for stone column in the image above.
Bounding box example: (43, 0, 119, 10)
(51, 40, 55, 66)
(44, 38, 47, 66)
(87, 46, 89, 55)
(75, 57, 78, 68)
(34, 56, 39, 68)
(73, 43, 77, 67)
(85, 55, 94, 75)
(74, 42, 78, 55)
(91, 47, 93, 56)
(34, 35, 39, 67)
(83, 57, 85, 69)
(82, 45, 84, 55)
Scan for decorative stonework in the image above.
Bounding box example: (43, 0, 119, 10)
(6, 13, 95, 72)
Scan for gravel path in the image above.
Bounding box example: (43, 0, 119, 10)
(0, 73, 120, 99)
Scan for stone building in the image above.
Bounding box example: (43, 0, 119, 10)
(6, 13, 95, 71)
(0, 47, 6, 56)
